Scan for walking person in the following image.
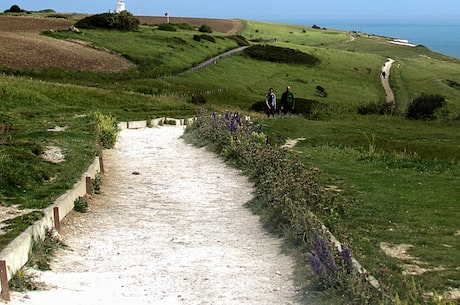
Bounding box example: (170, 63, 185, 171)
(281, 85, 295, 114)
(265, 87, 277, 117)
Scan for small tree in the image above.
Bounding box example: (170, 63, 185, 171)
(5, 4, 23, 13)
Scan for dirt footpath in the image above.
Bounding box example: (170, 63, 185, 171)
(9, 126, 302, 305)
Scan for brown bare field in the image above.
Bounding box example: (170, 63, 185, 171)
(0, 15, 243, 72)
(0, 15, 135, 72)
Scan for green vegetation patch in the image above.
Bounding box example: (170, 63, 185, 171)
(244, 44, 320, 66)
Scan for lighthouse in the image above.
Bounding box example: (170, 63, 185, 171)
(115, 0, 126, 13)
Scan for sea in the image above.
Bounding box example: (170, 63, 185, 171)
(269, 17, 460, 60)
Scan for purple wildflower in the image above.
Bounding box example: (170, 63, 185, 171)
(340, 244, 354, 274)
(312, 232, 340, 273)
(307, 252, 326, 277)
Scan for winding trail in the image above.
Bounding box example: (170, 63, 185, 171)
(9, 126, 302, 305)
(381, 58, 395, 104)
(181, 46, 250, 74)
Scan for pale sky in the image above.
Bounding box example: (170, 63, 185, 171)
(6, 0, 460, 21)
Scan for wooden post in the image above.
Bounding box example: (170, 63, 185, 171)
(53, 207, 60, 232)
(0, 260, 10, 301)
(86, 176, 92, 195)
(99, 156, 105, 174)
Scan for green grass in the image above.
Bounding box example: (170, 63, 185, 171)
(1, 17, 460, 303)
(261, 115, 460, 297)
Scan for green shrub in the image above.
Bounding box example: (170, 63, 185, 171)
(357, 102, 390, 115)
(158, 23, 177, 31)
(74, 196, 88, 213)
(228, 35, 250, 46)
(198, 24, 212, 33)
(75, 11, 139, 31)
(244, 45, 320, 66)
(193, 34, 216, 43)
(188, 94, 206, 105)
(176, 22, 194, 30)
(89, 111, 119, 149)
(406, 93, 446, 120)
(115, 11, 140, 31)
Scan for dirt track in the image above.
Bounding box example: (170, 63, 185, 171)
(9, 126, 302, 305)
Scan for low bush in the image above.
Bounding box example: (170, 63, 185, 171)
(406, 93, 446, 120)
(357, 102, 391, 115)
(244, 45, 320, 66)
(228, 35, 250, 46)
(193, 34, 216, 43)
(158, 23, 177, 31)
(188, 94, 206, 105)
(198, 24, 212, 33)
(75, 11, 139, 31)
(74, 196, 88, 213)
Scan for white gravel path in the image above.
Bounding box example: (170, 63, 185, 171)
(8, 125, 302, 305)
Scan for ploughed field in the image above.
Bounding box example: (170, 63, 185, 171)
(0, 15, 242, 72)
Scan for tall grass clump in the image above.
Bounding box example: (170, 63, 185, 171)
(89, 111, 119, 149)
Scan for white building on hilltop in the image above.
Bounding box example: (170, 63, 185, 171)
(115, 0, 126, 13)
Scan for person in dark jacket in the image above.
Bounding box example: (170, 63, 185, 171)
(281, 85, 295, 114)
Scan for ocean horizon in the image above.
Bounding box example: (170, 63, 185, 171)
(266, 17, 460, 60)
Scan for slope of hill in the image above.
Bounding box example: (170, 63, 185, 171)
(1, 14, 459, 304)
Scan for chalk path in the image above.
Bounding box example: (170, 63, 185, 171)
(9, 126, 301, 305)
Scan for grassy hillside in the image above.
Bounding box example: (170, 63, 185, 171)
(1, 14, 459, 304)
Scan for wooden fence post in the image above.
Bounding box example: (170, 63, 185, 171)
(99, 156, 105, 174)
(86, 176, 92, 195)
(0, 260, 10, 301)
(53, 206, 60, 232)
